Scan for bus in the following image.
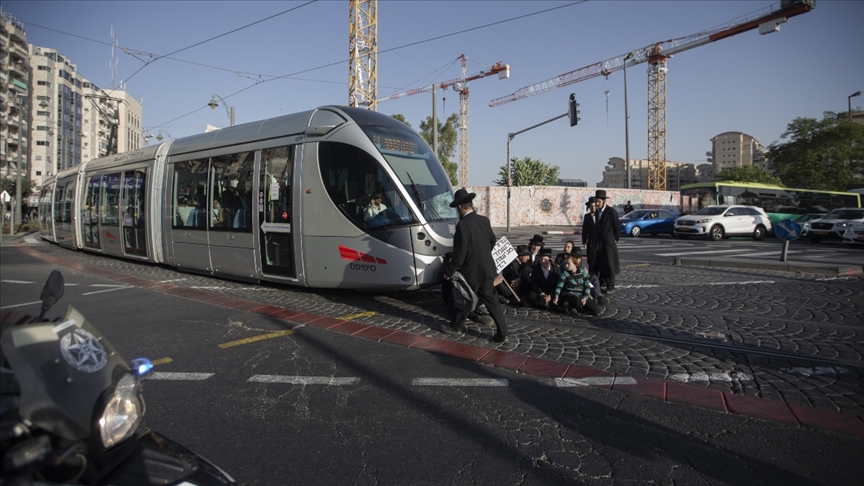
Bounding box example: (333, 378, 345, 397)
(679, 182, 862, 226)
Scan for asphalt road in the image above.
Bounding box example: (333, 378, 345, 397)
(2, 240, 863, 485)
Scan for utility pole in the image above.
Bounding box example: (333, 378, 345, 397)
(14, 96, 24, 234)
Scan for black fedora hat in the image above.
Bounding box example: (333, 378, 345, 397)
(585, 196, 597, 207)
(538, 248, 553, 256)
(595, 189, 608, 199)
(529, 234, 544, 247)
(516, 244, 531, 256)
(450, 188, 476, 208)
(569, 246, 583, 258)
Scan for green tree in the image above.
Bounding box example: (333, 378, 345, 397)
(767, 111, 864, 191)
(715, 164, 782, 185)
(391, 113, 458, 186)
(493, 156, 560, 186)
(0, 177, 37, 200)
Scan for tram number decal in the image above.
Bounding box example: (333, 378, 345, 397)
(349, 263, 376, 272)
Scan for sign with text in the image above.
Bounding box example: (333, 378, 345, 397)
(492, 236, 517, 274)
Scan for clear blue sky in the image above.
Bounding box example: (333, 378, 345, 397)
(5, 1, 862, 187)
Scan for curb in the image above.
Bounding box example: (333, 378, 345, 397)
(675, 257, 863, 276)
(14, 245, 864, 439)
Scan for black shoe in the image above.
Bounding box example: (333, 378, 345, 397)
(605, 287, 616, 294)
(491, 333, 507, 344)
(441, 323, 463, 334)
(597, 296, 610, 306)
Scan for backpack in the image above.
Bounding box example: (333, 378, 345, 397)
(450, 271, 478, 312)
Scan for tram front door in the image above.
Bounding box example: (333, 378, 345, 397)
(259, 146, 296, 278)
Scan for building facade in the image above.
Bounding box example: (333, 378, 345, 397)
(1, 10, 29, 183)
(598, 158, 698, 191)
(557, 178, 587, 187)
(708, 131, 768, 175)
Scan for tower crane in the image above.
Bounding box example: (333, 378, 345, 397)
(489, 0, 815, 190)
(348, 0, 378, 110)
(380, 55, 511, 186)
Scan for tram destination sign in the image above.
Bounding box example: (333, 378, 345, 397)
(492, 237, 517, 274)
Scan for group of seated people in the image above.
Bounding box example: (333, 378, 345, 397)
(175, 188, 251, 229)
(493, 234, 610, 317)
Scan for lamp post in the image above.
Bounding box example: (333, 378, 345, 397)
(849, 91, 862, 121)
(623, 51, 635, 190)
(147, 130, 175, 143)
(14, 95, 25, 234)
(208, 94, 235, 127)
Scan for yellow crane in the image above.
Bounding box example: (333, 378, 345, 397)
(348, 0, 377, 110)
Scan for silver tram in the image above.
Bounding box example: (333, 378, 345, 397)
(37, 106, 457, 290)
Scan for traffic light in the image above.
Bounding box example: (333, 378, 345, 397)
(568, 93, 580, 127)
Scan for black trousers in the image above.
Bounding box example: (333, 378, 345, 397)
(453, 279, 508, 338)
(559, 293, 599, 316)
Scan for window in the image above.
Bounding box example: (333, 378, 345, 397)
(100, 173, 122, 225)
(36, 171, 42, 176)
(38, 65, 51, 72)
(37, 141, 50, 146)
(37, 81, 51, 87)
(210, 151, 254, 232)
(172, 159, 209, 229)
(36, 126, 50, 131)
(37, 111, 50, 117)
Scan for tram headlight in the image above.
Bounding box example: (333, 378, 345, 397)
(99, 374, 143, 448)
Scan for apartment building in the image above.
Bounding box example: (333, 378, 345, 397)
(708, 131, 768, 175)
(1, 10, 29, 182)
(81, 86, 142, 164)
(598, 157, 698, 191)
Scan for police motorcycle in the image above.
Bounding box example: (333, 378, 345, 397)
(0, 270, 236, 485)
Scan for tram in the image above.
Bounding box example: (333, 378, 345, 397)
(37, 106, 457, 290)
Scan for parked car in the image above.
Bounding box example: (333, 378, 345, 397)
(843, 221, 864, 247)
(808, 208, 864, 243)
(796, 213, 827, 237)
(619, 209, 678, 237)
(674, 205, 771, 241)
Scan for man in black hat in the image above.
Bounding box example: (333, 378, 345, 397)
(593, 189, 620, 292)
(527, 234, 544, 264)
(443, 188, 508, 343)
(528, 248, 563, 312)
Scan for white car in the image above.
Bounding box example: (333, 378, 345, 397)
(674, 205, 772, 241)
(808, 208, 864, 243)
(842, 221, 864, 247)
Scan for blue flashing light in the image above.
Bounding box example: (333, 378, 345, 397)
(130, 358, 154, 378)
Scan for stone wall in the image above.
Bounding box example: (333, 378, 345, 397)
(466, 186, 693, 227)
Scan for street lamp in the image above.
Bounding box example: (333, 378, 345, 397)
(13, 95, 25, 234)
(145, 130, 175, 143)
(623, 51, 635, 190)
(848, 91, 862, 121)
(208, 94, 235, 127)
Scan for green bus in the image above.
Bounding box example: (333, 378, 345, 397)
(679, 182, 862, 226)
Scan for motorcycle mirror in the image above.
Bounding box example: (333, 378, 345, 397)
(37, 270, 64, 322)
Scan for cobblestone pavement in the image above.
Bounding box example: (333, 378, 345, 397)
(16, 238, 864, 418)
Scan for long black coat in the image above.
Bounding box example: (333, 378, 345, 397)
(446, 211, 498, 289)
(581, 211, 599, 272)
(530, 263, 561, 296)
(594, 204, 620, 277)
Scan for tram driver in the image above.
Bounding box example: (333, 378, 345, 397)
(363, 192, 388, 222)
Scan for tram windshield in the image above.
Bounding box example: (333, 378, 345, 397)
(358, 123, 457, 222)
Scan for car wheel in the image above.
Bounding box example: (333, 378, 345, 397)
(709, 225, 724, 241)
(809, 235, 821, 244)
(630, 226, 641, 237)
(752, 225, 766, 241)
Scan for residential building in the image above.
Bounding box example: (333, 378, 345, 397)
(81, 85, 142, 164)
(1, 10, 30, 183)
(557, 178, 587, 187)
(598, 158, 697, 190)
(708, 131, 768, 176)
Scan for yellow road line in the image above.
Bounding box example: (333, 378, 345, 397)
(151, 357, 173, 366)
(628, 263, 650, 268)
(338, 311, 376, 320)
(218, 330, 295, 349)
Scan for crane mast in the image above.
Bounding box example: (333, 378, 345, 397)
(348, 0, 378, 110)
(489, 0, 815, 190)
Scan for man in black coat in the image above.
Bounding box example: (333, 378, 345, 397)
(443, 189, 508, 343)
(593, 190, 621, 292)
(582, 197, 599, 273)
(528, 248, 563, 312)
(496, 244, 532, 304)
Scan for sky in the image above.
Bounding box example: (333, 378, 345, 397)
(4, 0, 862, 187)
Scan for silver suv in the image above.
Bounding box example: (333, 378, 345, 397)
(674, 205, 772, 241)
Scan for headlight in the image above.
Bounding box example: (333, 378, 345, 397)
(837, 222, 851, 228)
(696, 219, 711, 224)
(99, 374, 143, 448)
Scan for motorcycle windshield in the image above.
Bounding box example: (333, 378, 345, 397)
(0, 306, 127, 441)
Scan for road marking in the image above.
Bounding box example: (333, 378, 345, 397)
(89, 284, 130, 288)
(669, 372, 751, 383)
(218, 330, 295, 349)
(248, 375, 360, 385)
(82, 286, 133, 296)
(338, 311, 376, 320)
(0, 300, 42, 309)
(151, 357, 173, 366)
(158, 279, 186, 283)
(656, 249, 750, 257)
(150, 372, 214, 381)
(412, 378, 509, 387)
(699, 280, 774, 286)
(781, 366, 850, 377)
(554, 376, 637, 387)
(1, 280, 34, 284)
(731, 250, 801, 258)
(618, 245, 672, 251)
(621, 284, 660, 289)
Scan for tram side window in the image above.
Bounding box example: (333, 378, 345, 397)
(173, 160, 209, 229)
(123, 170, 146, 227)
(318, 141, 416, 230)
(261, 146, 294, 225)
(100, 173, 122, 225)
(210, 151, 253, 232)
(58, 180, 74, 224)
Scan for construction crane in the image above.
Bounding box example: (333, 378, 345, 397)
(348, 0, 378, 110)
(489, 0, 815, 190)
(380, 55, 511, 186)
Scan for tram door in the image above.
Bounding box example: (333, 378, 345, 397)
(122, 169, 147, 257)
(258, 146, 296, 278)
(81, 175, 102, 250)
(99, 173, 123, 255)
(171, 159, 212, 272)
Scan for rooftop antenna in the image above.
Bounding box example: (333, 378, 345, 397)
(110, 27, 118, 89)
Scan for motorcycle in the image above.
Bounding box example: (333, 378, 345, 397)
(0, 270, 237, 485)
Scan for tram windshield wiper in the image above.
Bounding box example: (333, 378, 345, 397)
(406, 172, 442, 222)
